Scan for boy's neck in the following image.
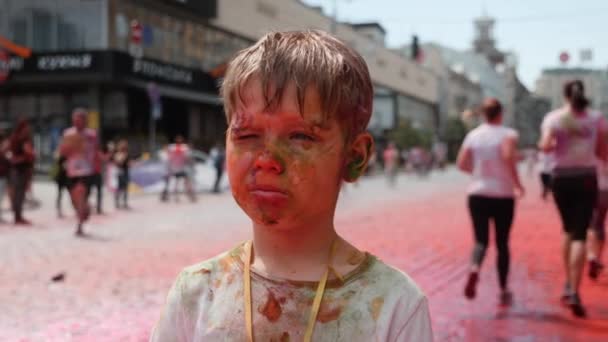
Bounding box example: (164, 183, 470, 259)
(250, 221, 340, 281)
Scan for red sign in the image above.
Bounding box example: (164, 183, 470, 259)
(0, 49, 9, 83)
(559, 51, 570, 64)
(131, 20, 143, 44)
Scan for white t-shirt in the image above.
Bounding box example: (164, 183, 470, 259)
(62, 127, 98, 178)
(537, 151, 555, 174)
(462, 123, 518, 198)
(541, 107, 606, 170)
(150, 244, 433, 342)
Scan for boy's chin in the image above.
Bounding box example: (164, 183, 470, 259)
(249, 210, 283, 226)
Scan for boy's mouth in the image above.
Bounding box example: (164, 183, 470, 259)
(247, 184, 289, 203)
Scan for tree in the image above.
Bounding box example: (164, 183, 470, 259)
(389, 119, 433, 150)
(443, 117, 468, 162)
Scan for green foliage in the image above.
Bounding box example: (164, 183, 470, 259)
(389, 119, 433, 150)
(443, 117, 468, 162)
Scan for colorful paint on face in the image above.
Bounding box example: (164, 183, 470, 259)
(226, 79, 346, 228)
(346, 157, 364, 181)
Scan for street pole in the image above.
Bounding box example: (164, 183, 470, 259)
(147, 82, 161, 159)
(149, 108, 156, 158)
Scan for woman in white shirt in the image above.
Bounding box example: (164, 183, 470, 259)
(538, 80, 608, 317)
(457, 98, 524, 306)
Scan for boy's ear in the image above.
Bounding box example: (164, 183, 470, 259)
(343, 132, 374, 182)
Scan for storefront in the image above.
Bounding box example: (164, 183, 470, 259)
(0, 50, 223, 168)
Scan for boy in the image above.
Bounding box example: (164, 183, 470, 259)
(151, 30, 432, 341)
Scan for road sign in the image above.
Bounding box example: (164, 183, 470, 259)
(131, 20, 143, 44)
(559, 51, 570, 64)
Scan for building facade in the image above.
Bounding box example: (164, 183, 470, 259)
(0, 0, 234, 165)
(535, 68, 608, 115)
(210, 0, 439, 136)
(0, 0, 439, 165)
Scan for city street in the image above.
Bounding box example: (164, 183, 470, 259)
(1, 169, 607, 341)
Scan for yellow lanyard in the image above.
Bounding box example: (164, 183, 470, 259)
(243, 240, 340, 342)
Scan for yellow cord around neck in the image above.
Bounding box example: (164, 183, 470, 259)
(243, 240, 340, 342)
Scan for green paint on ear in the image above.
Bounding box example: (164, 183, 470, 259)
(346, 156, 364, 181)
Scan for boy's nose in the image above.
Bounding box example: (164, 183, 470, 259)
(253, 150, 284, 174)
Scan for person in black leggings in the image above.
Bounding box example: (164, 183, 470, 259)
(538, 80, 608, 317)
(468, 196, 515, 293)
(457, 98, 524, 306)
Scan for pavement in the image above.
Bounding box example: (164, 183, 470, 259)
(1, 168, 607, 341)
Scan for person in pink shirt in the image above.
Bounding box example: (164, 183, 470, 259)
(161, 135, 196, 202)
(539, 80, 608, 317)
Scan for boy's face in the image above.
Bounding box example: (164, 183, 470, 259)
(226, 79, 347, 227)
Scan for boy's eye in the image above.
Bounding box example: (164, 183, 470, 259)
(289, 132, 315, 141)
(235, 134, 259, 140)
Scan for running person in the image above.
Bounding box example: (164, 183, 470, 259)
(60, 108, 99, 236)
(588, 158, 607, 279)
(457, 98, 524, 306)
(538, 80, 608, 317)
(161, 135, 196, 202)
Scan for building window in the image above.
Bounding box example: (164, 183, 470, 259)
(6, 0, 105, 51)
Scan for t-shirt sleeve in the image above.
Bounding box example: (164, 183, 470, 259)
(461, 133, 473, 150)
(149, 271, 190, 342)
(540, 113, 554, 134)
(393, 297, 433, 342)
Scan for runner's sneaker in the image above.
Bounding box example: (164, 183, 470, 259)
(567, 293, 586, 318)
(560, 283, 571, 306)
(499, 290, 513, 307)
(588, 259, 604, 280)
(464, 272, 478, 299)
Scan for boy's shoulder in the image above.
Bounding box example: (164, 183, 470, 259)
(173, 244, 244, 295)
(359, 255, 426, 302)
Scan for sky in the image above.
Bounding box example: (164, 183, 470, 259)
(302, 0, 608, 90)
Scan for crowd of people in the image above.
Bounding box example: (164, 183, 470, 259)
(0, 107, 225, 236)
(457, 80, 605, 318)
(374, 140, 448, 187)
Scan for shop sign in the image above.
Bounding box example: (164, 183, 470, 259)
(37, 53, 93, 71)
(133, 58, 193, 84)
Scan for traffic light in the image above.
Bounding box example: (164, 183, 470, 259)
(411, 35, 420, 61)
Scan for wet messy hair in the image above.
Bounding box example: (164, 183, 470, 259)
(564, 80, 589, 112)
(220, 30, 373, 139)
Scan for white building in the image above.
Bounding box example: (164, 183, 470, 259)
(211, 0, 439, 135)
(535, 68, 608, 115)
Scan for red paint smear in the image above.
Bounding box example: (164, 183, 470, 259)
(259, 290, 282, 322)
(317, 304, 342, 323)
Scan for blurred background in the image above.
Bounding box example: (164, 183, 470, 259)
(1, 1, 607, 341)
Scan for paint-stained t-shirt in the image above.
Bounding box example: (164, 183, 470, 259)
(150, 244, 433, 342)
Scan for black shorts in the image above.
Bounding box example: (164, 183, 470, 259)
(552, 172, 597, 241)
(172, 171, 188, 178)
(540, 172, 552, 190)
(66, 175, 94, 193)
